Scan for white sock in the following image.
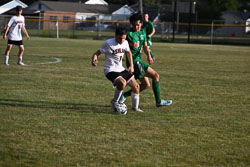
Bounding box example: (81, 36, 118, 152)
(131, 92, 139, 109)
(113, 87, 123, 103)
(5, 55, 9, 64)
(18, 57, 22, 63)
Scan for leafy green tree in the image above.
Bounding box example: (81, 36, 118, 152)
(196, 0, 248, 20)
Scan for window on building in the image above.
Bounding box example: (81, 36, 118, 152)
(63, 16, 70, 23)
(50, 16, 57, 22)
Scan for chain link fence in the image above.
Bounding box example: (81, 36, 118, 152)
(1, 15, 250, 45)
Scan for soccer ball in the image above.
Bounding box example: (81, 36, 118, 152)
(112, 102, 127, 115)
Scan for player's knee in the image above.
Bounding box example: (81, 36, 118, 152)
(20, 47, 24, 52)
(6, 46, 12, 52)
(142, 82, 150, 90)
(145, 82, 150, 89)
(117, 78, 126, 90)
(134, 83, 140, 93)
(153, 72, 159, 82)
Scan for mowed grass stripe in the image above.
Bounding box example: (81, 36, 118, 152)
(0, 37, 249, 167)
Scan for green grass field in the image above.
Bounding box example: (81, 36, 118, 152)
(0, 37, 250, 167)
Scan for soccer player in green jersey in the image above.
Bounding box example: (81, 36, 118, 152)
(142, 13, 155, 60)
(119, 13, 172, 107)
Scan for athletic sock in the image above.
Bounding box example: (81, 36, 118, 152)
(113, 87, 123, 102)
(124, 85, 144, 98)
(131, 92, 139, 109)
(18, 57, 22, 64)
(5, 55, 9, 64)
(152, 81, 161, 104)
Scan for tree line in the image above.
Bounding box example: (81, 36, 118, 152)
(106, 0, 250, 20)
(21, 0, 250, 20)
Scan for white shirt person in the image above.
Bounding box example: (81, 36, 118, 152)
(92, 26, 143, 114)
(3, 6, 30, 66)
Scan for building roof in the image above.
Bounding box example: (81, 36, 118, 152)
(0, 0, 13, 6)
(85, 0, 108, 5)
(29, 1, 121, 14)
(0, 0, 28, 14)
(223, 11, 250, 21)
(4, 8, 40, 16)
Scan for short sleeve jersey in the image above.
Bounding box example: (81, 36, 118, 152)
(99, 38, 130, 75)
(126, 28, 147, 61)
(142, 21, 154, 42)
(7, 15, 25, 41)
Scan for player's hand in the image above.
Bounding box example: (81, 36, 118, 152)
(26, 35, 30, 40)
(139, 46, 143, 53)
(128, 66, 134, 74)
(92, 56, 98, 66)
(147, 56, 154, 65)
(130, 42, 139, 48)
(3, 34, 7, 40)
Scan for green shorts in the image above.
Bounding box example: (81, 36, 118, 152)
(133, 59, 149, 79)
(147, 40, 152, 47)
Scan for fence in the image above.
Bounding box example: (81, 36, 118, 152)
(1, 15, 250, 45)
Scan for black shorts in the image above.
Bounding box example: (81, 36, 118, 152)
(106, 70, 133, 86)
(8, 40, 23, 46)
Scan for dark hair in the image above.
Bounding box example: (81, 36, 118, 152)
(115, 26, 128, 35)
(129, 13, 143, 24)
(16, 6, 22, 12)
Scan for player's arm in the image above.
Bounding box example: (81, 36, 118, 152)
(143, 42, 153, 65)
(148, 27, 155, 38)
(127, 32, 139, 48)
(126, 50, 134, 73)
(3, 26, 9, 40)
(22, 26, 30, 40)
(129, 42, 139, 48)
(3, 17, 13, 40)
(92, 50, 101, 66)
(147, 22, 155, 38)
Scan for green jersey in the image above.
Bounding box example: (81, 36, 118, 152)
(142, 20, 154, 43)
(126, 28, 147, 62)
(126, 28, 149, 79)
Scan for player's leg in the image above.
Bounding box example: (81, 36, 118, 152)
(127, 78, 143, 112)
(17, 45, 25, 65)
(150, 50, 155, 61)
(144, 67, 160, 104)
(145, 67, 172, 107)
(106, 72, 126, 105)
(4, 44, 13, 65)
(138, 77, 150, 90)
(127, 77, 139, 94)
(122, 60, 150, 100)
(122, 77, 149, 101)
(147, 40, 155, 61)
(113, 77, 126, 102)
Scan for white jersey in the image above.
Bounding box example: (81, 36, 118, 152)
(7, 15, 25, 41)
(99, 38, 130, 75)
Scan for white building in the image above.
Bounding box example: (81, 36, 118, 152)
(84, 0, 108, 5)
(0, 0, 27, 14)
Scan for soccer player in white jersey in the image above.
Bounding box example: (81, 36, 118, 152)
(92, 26, 143, 113)
(3, 6, 30, 66)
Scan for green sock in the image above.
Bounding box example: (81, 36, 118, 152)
(152, 81, 161, 104)
(150, 51, 155, 60)
(124, 86, 144, 98)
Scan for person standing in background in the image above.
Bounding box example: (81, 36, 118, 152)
(3, 6, 30, 66)
(142, 13, 155, 61)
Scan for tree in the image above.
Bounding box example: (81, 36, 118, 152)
(196, 0, 248, 21)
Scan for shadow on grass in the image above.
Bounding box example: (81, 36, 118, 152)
(0, 99, 111, 114)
